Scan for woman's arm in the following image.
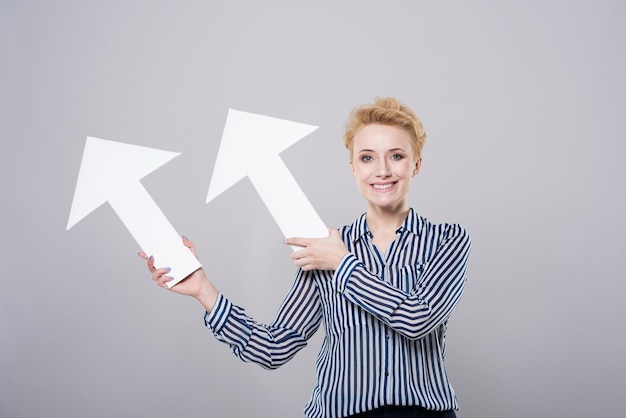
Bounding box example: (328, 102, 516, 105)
(287, 224, 471, 341)
(205, 269, 322, 369)
(334, 224, 471, 340)
(141, 237, 323, 370)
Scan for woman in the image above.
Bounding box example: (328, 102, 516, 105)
(141, 97, 471, 418)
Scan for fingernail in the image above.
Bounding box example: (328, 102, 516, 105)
(149, 255, 153, 261)
(164, 267, 171, 272)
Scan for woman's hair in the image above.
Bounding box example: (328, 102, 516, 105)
(343, 97, 427, 161)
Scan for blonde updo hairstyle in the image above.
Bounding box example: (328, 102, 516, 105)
(343, 97, 427, 162)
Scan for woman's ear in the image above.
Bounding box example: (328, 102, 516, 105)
(413, 157, 422, 177)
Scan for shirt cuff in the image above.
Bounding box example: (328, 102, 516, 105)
(203, 293, 232, 334)
(333, 253, 360, 294)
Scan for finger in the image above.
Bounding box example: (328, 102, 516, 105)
(138, 251, 148, 260)
(157, 276, 173, 289)
(285, 237, 309, 248)
(293, 255, 313, 268)
(159, 275, 173, 288)
(152, 267, 171, 283)
(182, 236, 199, 258)
(290, 247, 309, 260)
(300, 263, 315, 271)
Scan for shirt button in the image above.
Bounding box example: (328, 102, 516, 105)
(385, 371, 390, 377)
(385, 334, 390, 340)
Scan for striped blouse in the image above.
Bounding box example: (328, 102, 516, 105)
(205, 208, 471, 418)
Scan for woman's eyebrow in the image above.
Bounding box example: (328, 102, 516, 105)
(357, 148, 408, 153)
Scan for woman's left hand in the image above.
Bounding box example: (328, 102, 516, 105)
(285, 228, 349, 271)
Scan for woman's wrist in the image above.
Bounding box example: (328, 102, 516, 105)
(333, 251, 350, 270)
(195, 279, 219, 312)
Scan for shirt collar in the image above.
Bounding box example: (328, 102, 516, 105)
(349, 208, 423, 243)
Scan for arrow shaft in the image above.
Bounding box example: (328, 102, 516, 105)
(247, 155, 328, 244)
(108, 182, 201, 287)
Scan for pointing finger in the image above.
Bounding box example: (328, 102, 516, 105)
(285, 237, 309, 248)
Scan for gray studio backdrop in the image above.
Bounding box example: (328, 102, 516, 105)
(2, 1, 625, 417)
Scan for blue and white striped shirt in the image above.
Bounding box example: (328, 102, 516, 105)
(205, 209, 471, 418)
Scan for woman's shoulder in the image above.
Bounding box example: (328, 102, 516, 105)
(335, 212, 368, 245)
(410, 209, 470, 242)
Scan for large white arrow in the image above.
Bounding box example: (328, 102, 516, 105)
(207, 109, 328, 248)
(67, 137, 201, 287)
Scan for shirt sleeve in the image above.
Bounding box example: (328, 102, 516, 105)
(204, 269, 323, 370)
(333, 223, 471, 340)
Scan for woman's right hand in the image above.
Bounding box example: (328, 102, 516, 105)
(138, 236, 219, 311)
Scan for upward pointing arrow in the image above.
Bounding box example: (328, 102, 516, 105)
(67, 137, 201, 287)
(207, 109, 328, 247)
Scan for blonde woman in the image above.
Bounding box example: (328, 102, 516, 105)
(141, 97, 471, 418)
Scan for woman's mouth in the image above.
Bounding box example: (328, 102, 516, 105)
(372, 182, 396, 190)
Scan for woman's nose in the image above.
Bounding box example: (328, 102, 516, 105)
(377, 160, 391, 177)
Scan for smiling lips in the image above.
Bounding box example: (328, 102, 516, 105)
(372, 182, 396, 190)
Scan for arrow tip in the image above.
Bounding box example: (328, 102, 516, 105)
(67, 137, 180, 230)
(206, 109, 318, 205)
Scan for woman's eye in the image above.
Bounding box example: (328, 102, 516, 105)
(391, 154, 404, 160)
(361, 155, 372, 162)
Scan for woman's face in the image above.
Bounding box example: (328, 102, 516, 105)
(351, 124, 421, 212)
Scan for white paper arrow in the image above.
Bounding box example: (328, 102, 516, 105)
(67, 137, 201, 287)
(207, 109, 328, 248)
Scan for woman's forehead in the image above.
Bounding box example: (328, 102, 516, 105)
(353, 124, 413, 152)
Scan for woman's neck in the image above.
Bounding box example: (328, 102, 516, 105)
(365, 204, 410, 235)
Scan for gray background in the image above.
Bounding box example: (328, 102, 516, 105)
(2, 1, 625, 417)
